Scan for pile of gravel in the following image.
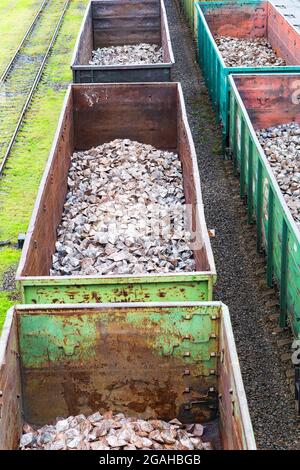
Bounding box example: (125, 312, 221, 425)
(51, 139, 195, 276)
(90, 43, 163, 66)
(215, 36, 286, 67)
(163, 0, 300, 450)
(257, 122, 300, 228)
(20, 412, 212, 450)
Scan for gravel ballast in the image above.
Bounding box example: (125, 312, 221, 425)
(166, 0, 300, 450)
(257, 123, 300, 229)
(20, 413, 212, 451)
(215, 36, 286, 67)
(90, 43, 163, 66)
(51, 139, 195, 276)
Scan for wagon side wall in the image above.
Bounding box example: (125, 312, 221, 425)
(268, 2, 300, 66)
(72, 0, 93, 70)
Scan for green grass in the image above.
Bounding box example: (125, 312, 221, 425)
(0, 0, 42, 74)
(0, 0, 87, 332)
(0, 292, 15, 332)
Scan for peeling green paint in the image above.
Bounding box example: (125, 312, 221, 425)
(18, 305, 219, 371)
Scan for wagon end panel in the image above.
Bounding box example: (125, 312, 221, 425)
(0, 308, 22, 450)
(17, 303, 220, 426)
(73, 83, 178, 151)
(177, 87, 213, 275)
(219, 307, 256, 450)
(196, 3, 228, 134)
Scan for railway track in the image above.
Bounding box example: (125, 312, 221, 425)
(0, 0, 70, 176)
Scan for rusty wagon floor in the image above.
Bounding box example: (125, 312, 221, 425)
(167, 0, 300, 450)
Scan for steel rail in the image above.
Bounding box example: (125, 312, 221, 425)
(0, 0, 48, 83)
(0, 0, 70, 177)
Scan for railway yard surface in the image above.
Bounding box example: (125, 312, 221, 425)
(1, 0, 300, 452)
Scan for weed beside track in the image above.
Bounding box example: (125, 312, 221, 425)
(0, 0, 42, 74)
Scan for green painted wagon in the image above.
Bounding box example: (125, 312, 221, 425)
(0, 301, 256, 449)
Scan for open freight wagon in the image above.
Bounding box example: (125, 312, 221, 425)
(0, 301, 256, 450)
(228, 74, 300, 353)
(16, 82, 216, 304)
(71, 0, 174, 83)
(196, 0, 300, 142)
(179, 0, 199, 32)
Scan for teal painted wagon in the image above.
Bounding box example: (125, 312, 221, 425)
(228, 73, 300, 344)
(196, 0, 300, 143)
(0, 301, 256, 449)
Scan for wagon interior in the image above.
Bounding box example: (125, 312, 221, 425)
(74, 0, 172, 66)
(233, 74, 300, 130)
(18, 83, 211, 279)
(204, 1, 300, 67)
